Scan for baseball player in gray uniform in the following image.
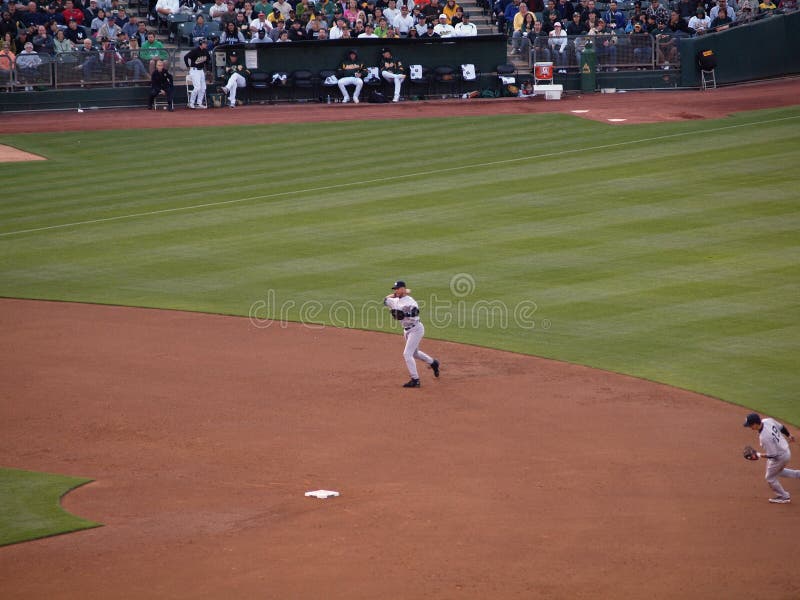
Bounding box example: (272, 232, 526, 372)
(384, 280, 440, 388)
(744, 412, 800, 503)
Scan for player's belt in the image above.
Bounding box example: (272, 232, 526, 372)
(404, 323, 416, 331)
(190, 67, 202, 70)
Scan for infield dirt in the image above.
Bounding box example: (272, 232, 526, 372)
(1, 298, 799, 599)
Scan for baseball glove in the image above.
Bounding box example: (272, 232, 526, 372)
(743, 445, 759, 461)
(390, 309, 405, 321)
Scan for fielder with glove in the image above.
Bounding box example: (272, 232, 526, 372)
(384, 280, 440, 388)
(743, 412, 800, 504)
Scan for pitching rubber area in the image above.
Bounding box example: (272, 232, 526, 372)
(1, 298, 798, 599)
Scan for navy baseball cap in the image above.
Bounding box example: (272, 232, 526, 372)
(743, 413, 761, 427)
(391, 280, 406, 289)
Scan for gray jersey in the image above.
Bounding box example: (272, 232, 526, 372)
(759, 418, 790, 459)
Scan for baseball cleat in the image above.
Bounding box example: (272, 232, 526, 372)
(403, 378, 421, 388)
(430, 360, 440, 378)
(768, 496, 791, 504)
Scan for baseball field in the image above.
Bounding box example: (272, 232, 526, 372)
(1, 84, 799, 598)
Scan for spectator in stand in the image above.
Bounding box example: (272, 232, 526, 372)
(250, 26, 271, 41)
(393, 4, 414, 33)
(737, 0, 755, 21)
(419, 21, 439, 36)
(97, 14, 121, 40)
(414, 7, 429, 34)
(62, 0, 84, 25)
(528, 19, 550, 61)
(433, 11, 455, 35)
(21, 2, 47, 29)
(221, 19, 245, 42)
(44, 3, 64, 27)
(653, 18, 677, 66)
(449, 5, 464, 26)
(319, 0, 337, 24)
(140, 30, 167, 71)
(406, 24, 418, 37)
(31, 24, 53, 54)
(549, 20, 568, 70)
(423, 0, 443, 21)
(3, 32, 17, 53)
(295, 0, 314, 20)
(83, 0, 100, 24)
(234, 11, 250, 39)
(16, 40, 41, 89)
(1, 12, 19, 40)
(645, 0, 669, 23)
(581, 0, 602, 23)
(122, 14, 139, 38)
(555, 0, 574, 21)
(220, 1, 238, 27)
(52, 27, 74, 55)
(709, 0, 736, 21)
(357, 21, 377, 36)
(15, 28, 31, 52)
(115, 7, 130, 28)
(191, 14, 210, 44)
(592, 19, 618, 70)
(250, 11, 272, 34)
(0, 41, 15, 87)
(666, 9, 694, 34)
(777, 0, 797, 9)
(148, 58, 174, 109)
(500, 0, 520, 34)
(510, 2, 530, 52)
(374, 15, 389, 36)
(287, 18, 307, 39)
(83, 36, 123, 79)
(351, 18, 366, 37)
(336, 47, 364, 103)
(688, 7, 711, 32)
(329, 17, 346, 37)
(583, 11, 598, 31)
(209, 0, 227, 21)
(603, 0, 626, 30)
(90, 8, 108, 35)
(454, 11, 477, 35)
(384, 0, 400, 23)
(709, 5, 732, 28)
(442, 0, 459, 23)
(542, 8, 559, 31)
(116, 31, 149, 80)
(343, 0, 360, 24)
(133, 20, 148, 45)
(515, 10, 536, 53)
(629, 21, 651, 65)
(269, 18, 286, 40)
(676, 0, 694, 21)
(758, 0, 776, 13)
(566, 8, 585, 33)
(541, 0, 557, 22)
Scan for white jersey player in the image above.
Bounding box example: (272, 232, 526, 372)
(384, 280, 440, 388)
(744, 412, 800, 504)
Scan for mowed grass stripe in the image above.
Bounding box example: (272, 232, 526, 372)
(1, 110, 797, 231)
(0, 107, 798, 423)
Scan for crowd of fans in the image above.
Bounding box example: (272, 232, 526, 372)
(494, 0, 796, 70)
(0, 0, 796, 90)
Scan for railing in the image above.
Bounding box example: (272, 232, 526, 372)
(522, 32, 682, 71)
(7, 47, 191, 91)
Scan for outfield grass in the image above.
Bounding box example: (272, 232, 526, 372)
(0, 107, 798, 425)
(0, 468, 100, 546)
